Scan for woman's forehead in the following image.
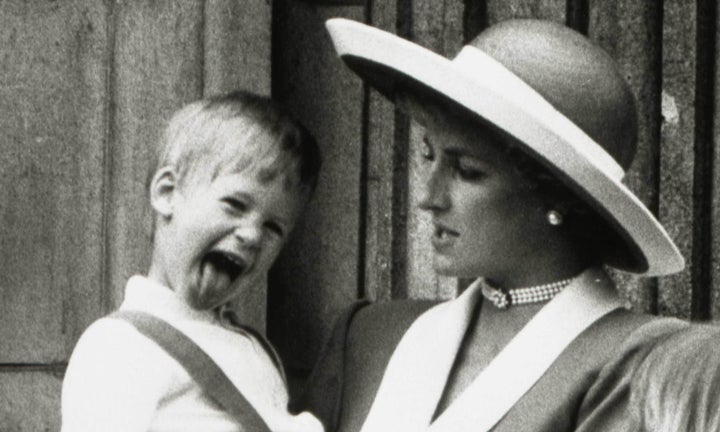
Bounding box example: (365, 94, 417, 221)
(398, 91, 522, 163)
(423, 117, 511, 159)
(397, 92, 437, 125)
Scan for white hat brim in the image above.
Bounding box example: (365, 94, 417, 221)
(326, 18, 684, 276)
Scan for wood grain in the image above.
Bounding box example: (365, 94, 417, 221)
(712, 0, 720, 318)
(486, 0, 565, 24)
(589, 0, 663, 312)
(268, 0, 365, 371)
(364, 0, 403, 301)
(0, 371, 62, 431)
(107, 0, 205, 308)
(0, 0, 108, 362)
(658, 0, 697, 319)
(204, 0, 271, 96)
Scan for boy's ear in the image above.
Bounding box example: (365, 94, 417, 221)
(150, 166, 178, 218)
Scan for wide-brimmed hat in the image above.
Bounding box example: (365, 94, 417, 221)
(326, 18, 684, 276)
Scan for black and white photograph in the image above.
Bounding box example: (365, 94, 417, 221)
(0, 1, 718, 431)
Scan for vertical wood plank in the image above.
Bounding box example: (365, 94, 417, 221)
(694, 0, 718, 320)
(404, 0, 465, 300)
(712, 0, 720, 318)
(565, 0, 588, 32)
(486, 0, 565, 24)
(364, 0, 405, 301)
(204, 0, 272, 331)
(0, 0, 108, 362)
(108, 0, 205, 308)
(204, 0, 271, 96)
(588, 0, 663, 313)
(658, 0, 697, 319)
(268, 1, 365, 372)
(0, 371, 63, 431)
(463, 0, 488, 40)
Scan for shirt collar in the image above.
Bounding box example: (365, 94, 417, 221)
(120, 275, 219, 326)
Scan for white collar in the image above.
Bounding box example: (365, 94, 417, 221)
(360, 267, 622, 432)
(120, 275, 220, 326)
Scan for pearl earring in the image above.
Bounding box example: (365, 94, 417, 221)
(547, 210, 563, 226)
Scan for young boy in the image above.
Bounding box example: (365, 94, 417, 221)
(61, 91, 323, 432)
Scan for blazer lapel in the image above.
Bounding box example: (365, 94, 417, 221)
(429, 267, 622, 432)
(360, 281, 485, 432)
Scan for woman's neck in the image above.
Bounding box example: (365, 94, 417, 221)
(485, 247, 588, 290)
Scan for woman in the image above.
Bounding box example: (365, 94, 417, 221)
(298, 18, 690, 432)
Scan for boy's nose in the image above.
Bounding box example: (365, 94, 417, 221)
(233, 224, 262, 249)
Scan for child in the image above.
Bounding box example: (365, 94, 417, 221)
(627, 325, 720, 431)
(61, 91, 323, 432)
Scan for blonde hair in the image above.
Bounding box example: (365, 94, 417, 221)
(152, 90, 320, 192)
(629, 325, 720, 431)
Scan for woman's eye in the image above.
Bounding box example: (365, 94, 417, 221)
(454, 158, 486, 181)
(420, 140, 434, 161)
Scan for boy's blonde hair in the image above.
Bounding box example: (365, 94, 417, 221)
(153, 90, 320, 192)
(629, 325, 720, 431)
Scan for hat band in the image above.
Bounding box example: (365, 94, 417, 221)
(451, 46, 625, 182)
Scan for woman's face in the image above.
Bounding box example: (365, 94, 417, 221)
(415, 102, 557, 282)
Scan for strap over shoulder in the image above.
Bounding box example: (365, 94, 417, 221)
(220, 307, 289, 385)
(110, 310, 272, 432)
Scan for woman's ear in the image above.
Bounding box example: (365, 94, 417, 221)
(149, 166, 178, 219)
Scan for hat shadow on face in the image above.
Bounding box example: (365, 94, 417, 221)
(326, 18, 685, 276)
(398, 81, 646, 274)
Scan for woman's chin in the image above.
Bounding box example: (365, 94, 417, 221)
(432, 257, 484, 279)
(432, 258, 458, 277)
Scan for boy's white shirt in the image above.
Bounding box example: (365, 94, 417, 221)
(61, 275, 323, 432)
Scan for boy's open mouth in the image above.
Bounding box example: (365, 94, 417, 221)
(194, 249, 253, 309)
(203, 250, 247, 281)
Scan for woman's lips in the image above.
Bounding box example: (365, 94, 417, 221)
(431, 224, 459, 250)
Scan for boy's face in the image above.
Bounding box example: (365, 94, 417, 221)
(150, 165, 308, 310)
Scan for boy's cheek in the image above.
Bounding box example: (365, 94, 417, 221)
(257, 247, 283, 273)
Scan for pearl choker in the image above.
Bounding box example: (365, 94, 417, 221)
(480, 277, 574, 309)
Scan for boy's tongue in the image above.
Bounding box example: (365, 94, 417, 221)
(196, 259, 232, 309)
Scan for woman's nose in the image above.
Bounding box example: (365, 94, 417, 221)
(418, 166, 450, 212)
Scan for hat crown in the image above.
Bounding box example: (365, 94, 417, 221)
(466, 20, 638, 170)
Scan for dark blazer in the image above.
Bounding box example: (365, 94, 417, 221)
(297, 300, 688, 432)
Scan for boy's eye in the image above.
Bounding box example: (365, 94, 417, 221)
(264, 221, 285, 238)
(420, 139, 434, 161)
(223, 198, 247, 212)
